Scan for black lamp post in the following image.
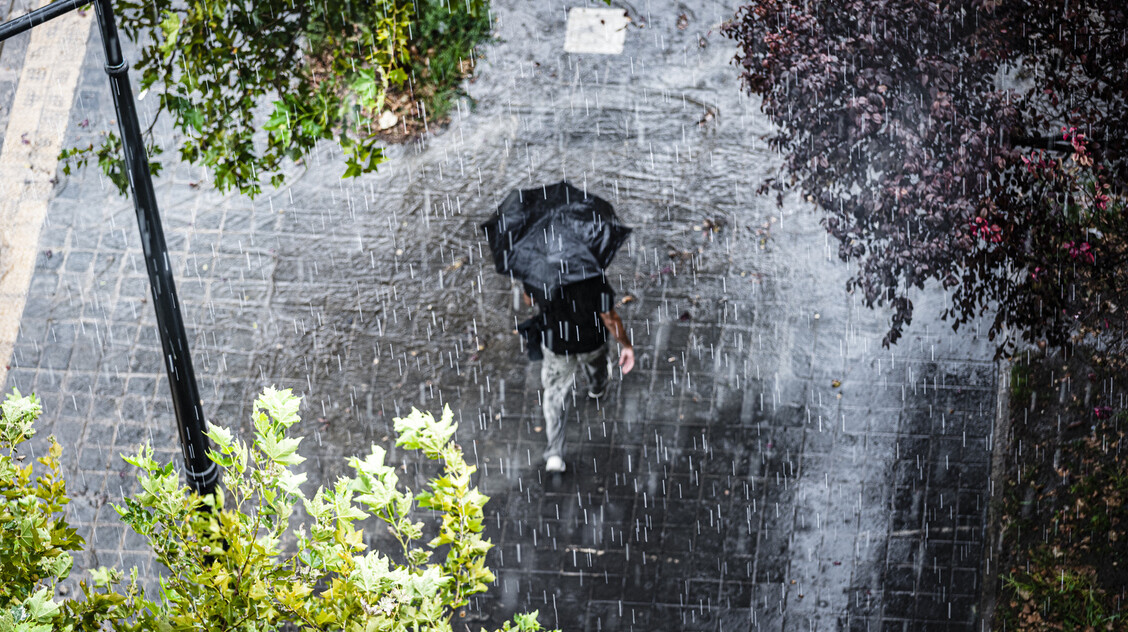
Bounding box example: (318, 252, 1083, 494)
(0, 0, 216, 494)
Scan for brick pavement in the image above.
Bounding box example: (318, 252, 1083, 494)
(1, 2, 1000, 630)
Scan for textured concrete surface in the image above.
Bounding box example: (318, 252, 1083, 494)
(0, 0, 90, 390)
(1, 2, 997, 630)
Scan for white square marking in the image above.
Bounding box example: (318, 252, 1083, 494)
(564, 7, 630, 55)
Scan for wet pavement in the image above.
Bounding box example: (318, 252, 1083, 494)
(1, 1, 999, 630)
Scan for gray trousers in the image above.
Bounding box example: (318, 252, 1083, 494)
(541, 344, 609, 460)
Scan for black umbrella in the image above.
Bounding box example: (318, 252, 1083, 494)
(480, 181, 632, 290)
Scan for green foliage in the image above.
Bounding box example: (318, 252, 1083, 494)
(1009, 361, 1031, 402)
(0, 387, 553, 632)
(59, 134, 162, 195)
(405, 0, 491, 121)
(62, 0, 492, 198)
(0, 390, 82, 632)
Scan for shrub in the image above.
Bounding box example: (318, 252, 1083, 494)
(0, 387, 550, 632)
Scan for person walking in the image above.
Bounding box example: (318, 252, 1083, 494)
(480, 181, 634, 473)
(523, 276, 634, 472)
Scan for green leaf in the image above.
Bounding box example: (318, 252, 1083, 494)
(42, 551, 73, 580)
(24, 588, 60, 621)
(304, 490, 331, 522)
(183, 107, 204, 133)
(258, 432, 304, 466)
(158, 11, 181, 60)
(1, 389, 41, 445)
(354, 484, 395, 514)
(255, 387, 302, 429)
(276, 469, 307, 496)
(513, 610, 544, 631)
(351, 67, 381, 106)
(343, 156, 363, 179)
(406, 565, 450, 598)
(348, 551, 390, 592)
(327, 488, 365, 524)
(394, 405, 457, 458)
(205, 424, 235, 452)
(407, 548, 431, 566)
(349, 445, 392, 479)
(265, 101, 293, 148)
(387, 68, 409, 87)
(121, 443, 160, 474)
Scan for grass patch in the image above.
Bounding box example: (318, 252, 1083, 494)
(1001, 551, 1124, 631)
(1010, 360, 1031, 402)
(993, 353, 1128, 631)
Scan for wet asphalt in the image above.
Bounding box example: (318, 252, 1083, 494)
(2, 1, 999, 630)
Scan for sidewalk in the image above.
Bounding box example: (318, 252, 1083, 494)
(0, 0, 89, 392)
(1, 2, 996, 630)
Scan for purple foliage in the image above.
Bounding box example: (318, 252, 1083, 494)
(724, 0, 1128, 356)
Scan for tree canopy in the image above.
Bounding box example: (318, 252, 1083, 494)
(724, 0, 1128, 355)
(62, 0, 489, 198)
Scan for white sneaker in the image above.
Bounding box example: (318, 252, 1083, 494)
(545, 455, 566, 473)
(588, 381, 608, 399)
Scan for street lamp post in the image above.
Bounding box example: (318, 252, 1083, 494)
(0, 0, 216, 494)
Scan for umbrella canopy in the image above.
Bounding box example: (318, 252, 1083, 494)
(481, 181, 632, 290)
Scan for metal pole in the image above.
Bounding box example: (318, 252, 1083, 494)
(0, 0, 85, 42)
(91, 0, 216, 494)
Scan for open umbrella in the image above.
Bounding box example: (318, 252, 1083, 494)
(480, 181, 632, 291)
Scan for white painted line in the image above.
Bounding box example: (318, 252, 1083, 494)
(0, 1, 91, 388)
(564, 7, 630, 55)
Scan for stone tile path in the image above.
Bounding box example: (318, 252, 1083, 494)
(0, 2, 999, 630)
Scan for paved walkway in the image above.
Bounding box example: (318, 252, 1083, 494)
(1, 2, 998, 630)
(0, 0, 89, 390)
